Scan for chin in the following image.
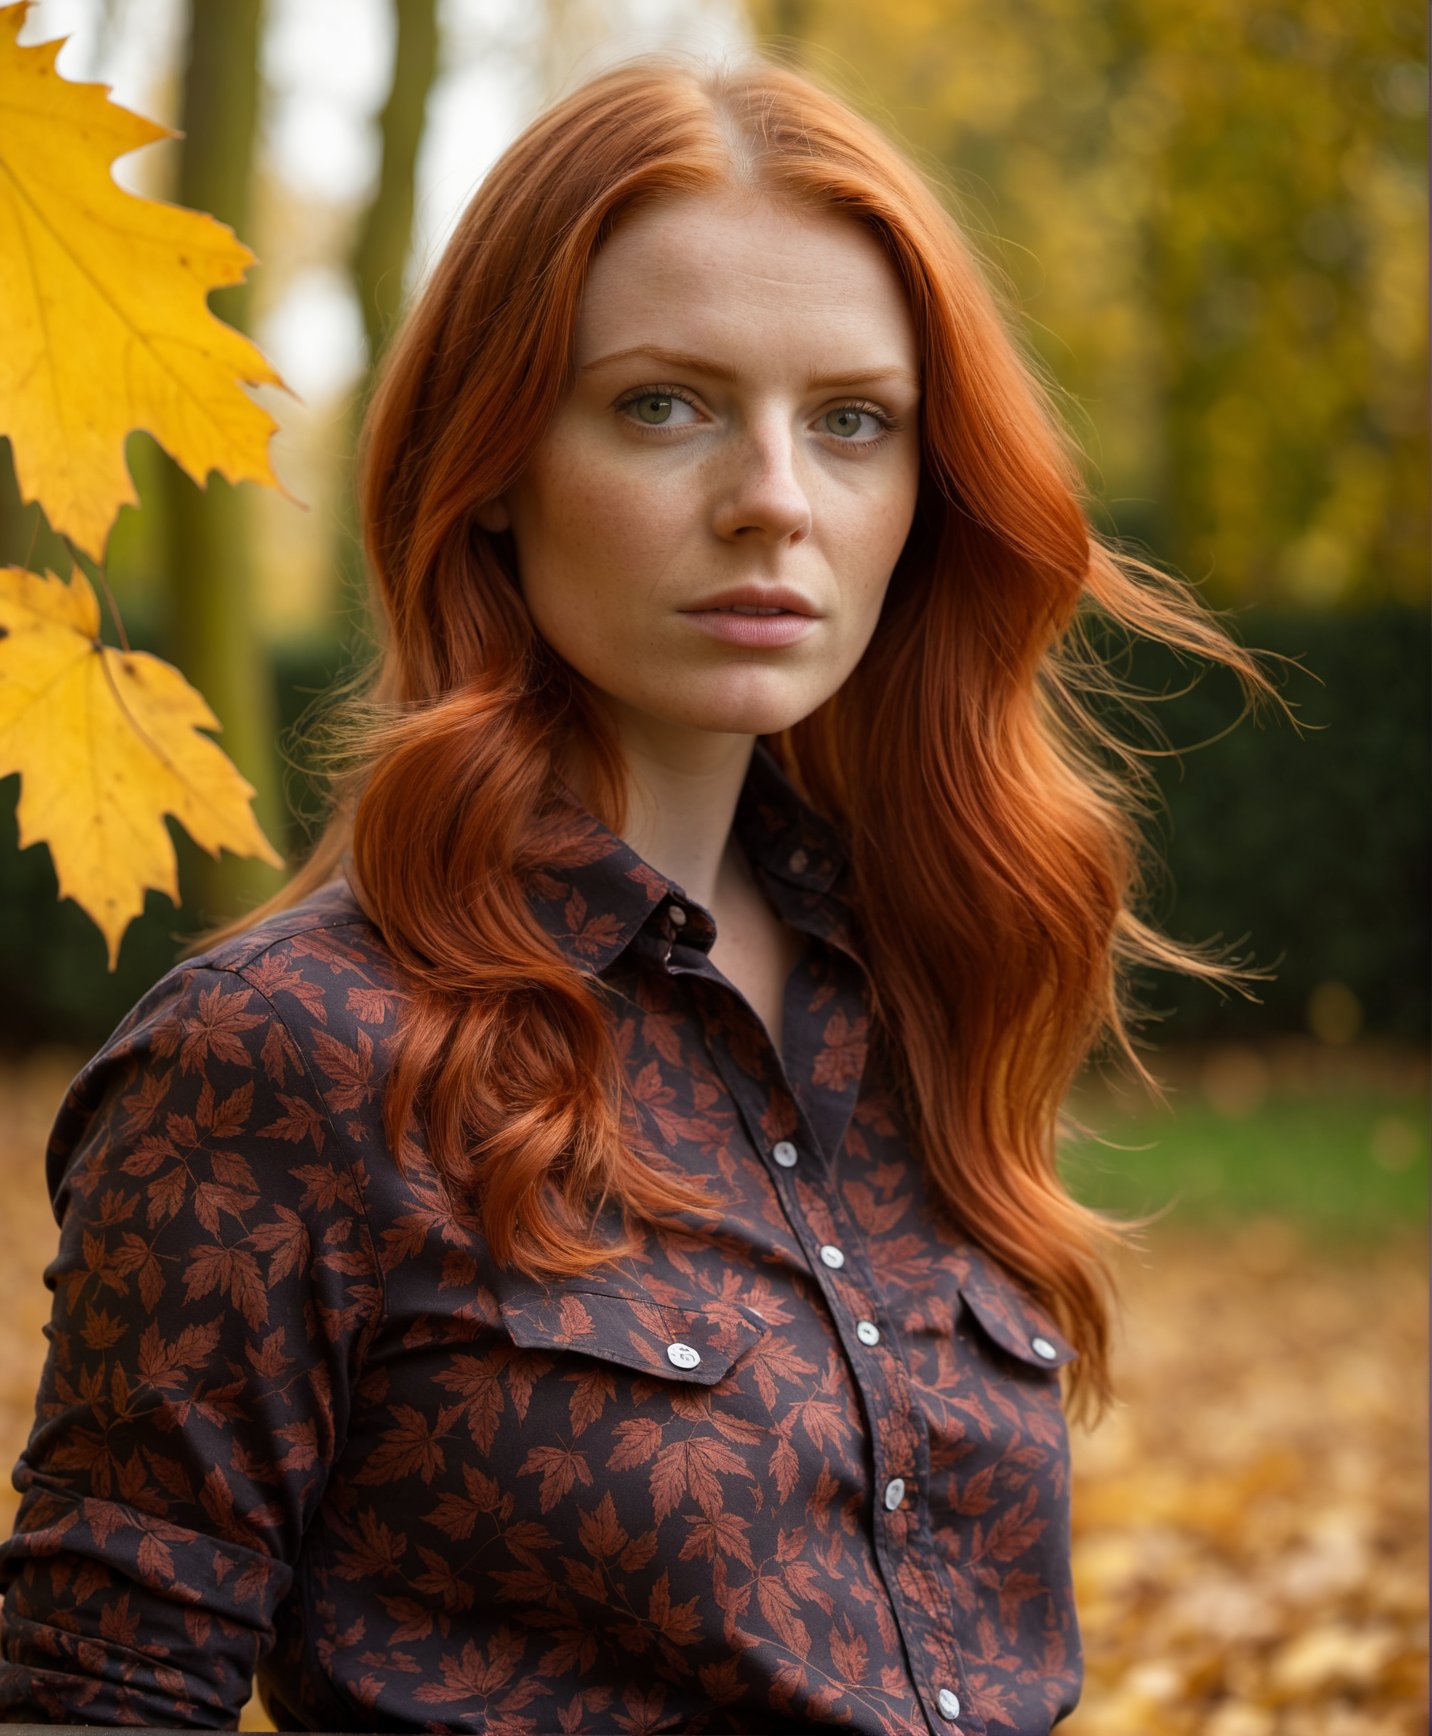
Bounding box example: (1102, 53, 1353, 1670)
(655, 691, 817, 739)
(696, 668, 833, 724)
(593, 667, 832, 746)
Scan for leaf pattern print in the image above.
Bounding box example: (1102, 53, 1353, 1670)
(0, 745, 1082, 1735)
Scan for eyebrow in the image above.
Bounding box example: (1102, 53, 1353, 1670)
(578, 344, 921, 393)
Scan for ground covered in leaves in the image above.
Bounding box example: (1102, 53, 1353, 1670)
(1064, 1222, 1425, 1734)
(0, 1048, 1424, 1734)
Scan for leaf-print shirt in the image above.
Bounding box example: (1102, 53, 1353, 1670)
(0, 743, 1082, 1735)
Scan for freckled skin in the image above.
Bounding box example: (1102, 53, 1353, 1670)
(477, 188, 923, 754)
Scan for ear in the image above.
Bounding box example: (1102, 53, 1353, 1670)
(473, 496, 511, 533)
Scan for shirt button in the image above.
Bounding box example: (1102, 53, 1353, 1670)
(666, 1342, 701, 1370)
(883, 1477, 906, 1510)
(856, 1319, 880, 1346)
(666, 902, 687, 926)
(819, 1244, 845, 1269)
(772, 1140, 799, 1168)
(937, 1688, 961, 1720)
(788, 848, 809, 873)
(1031, 1336, 1058, 1360)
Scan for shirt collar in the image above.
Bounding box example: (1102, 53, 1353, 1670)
(522, 741, 849, 976)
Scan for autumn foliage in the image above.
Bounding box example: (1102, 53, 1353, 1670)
(0, 2, 286, 960)
(0, 566, 279, 965)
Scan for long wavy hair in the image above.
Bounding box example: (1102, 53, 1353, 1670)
(217, 51, 1287, 1425)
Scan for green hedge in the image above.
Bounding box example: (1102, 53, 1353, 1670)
(1100, 604, 1427, 1045)
(0, 605, 1424, 1052)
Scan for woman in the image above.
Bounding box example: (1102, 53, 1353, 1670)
(0, 51, 1279, 1736)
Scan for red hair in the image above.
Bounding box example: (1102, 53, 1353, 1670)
(221, 52, 1287, 1424)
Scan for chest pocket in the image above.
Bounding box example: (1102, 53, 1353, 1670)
(956, 1246, 1079, 1373)
(497, 1285, 767, 1386)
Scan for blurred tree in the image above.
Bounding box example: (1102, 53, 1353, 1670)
(155, 0, 285, 924)
(352, 0, 440, 367)
(326, 0, 440, 630)
(745, 0, 1427, 611)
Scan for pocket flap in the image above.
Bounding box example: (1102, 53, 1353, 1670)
(498, 1286, 765, 1386)
(958, 1246, 1078, 1370)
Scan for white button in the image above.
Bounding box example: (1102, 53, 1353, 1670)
(666, 1342, 701, 1370)
(1031, 1336, 1058, 1361)
(937, 1688, 961, 1720)
(883, 1477, 906, 1510)
(772, 1141, 799, 1168)
(667, 903, 687, 926)
(856, 1320, 880, 1346)
(819, 1244, 845, 1269)
(788, 849, 809, 873)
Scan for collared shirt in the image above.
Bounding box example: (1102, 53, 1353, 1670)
(0, 743, 1081, 1735)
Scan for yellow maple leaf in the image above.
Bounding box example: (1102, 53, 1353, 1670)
(0, 565, 283, 968)
(0, 1, 290, 559)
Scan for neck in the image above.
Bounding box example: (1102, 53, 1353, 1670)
(567, 720, 761, 914)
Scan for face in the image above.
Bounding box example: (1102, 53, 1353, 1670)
(476, 186, 922, 761)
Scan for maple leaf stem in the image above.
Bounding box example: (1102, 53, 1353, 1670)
(66, 538, 130, 653)
(95, 573, 130, 655)
(21, 501, 43, 577)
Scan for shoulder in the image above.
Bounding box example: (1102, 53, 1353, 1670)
(99, 879, 404, 1068)
(57, 882, 408, 1173)
(191, 876, 396, 996)
(185, 878, 407, 1050)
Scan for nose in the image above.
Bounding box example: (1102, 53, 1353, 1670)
(710, 415, 813, 545)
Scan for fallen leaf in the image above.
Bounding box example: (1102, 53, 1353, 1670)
(1267, 1624, 1404, 1699)
(0, 2, 289, 559)
(0, 564, 281, 965)
(1065, 1219, 1428, 1733)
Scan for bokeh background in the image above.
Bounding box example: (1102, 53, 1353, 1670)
(0, 1, 1426, 1731)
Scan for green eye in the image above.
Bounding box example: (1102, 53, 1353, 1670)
(633, 394, 674, 425)
(825, 407, 865, 438)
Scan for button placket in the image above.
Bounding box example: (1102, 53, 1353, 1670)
(662, 1001, 987, 1725)
(857, 1299, 982, 1736)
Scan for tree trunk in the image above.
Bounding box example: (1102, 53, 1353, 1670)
(159, 0, 285, 927)
(327, 0, 440, 622)
(353, 0, 440, 365)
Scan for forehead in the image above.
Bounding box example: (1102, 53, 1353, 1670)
(575, 188, 919, 370)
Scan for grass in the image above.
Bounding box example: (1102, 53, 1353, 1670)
(1060, 1042, 1428, 1241)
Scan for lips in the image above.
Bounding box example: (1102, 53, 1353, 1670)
(682, 585, 817, 616)
(679, 609, 817, 647)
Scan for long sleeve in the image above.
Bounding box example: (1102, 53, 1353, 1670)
(0, 963, 383, 1728)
